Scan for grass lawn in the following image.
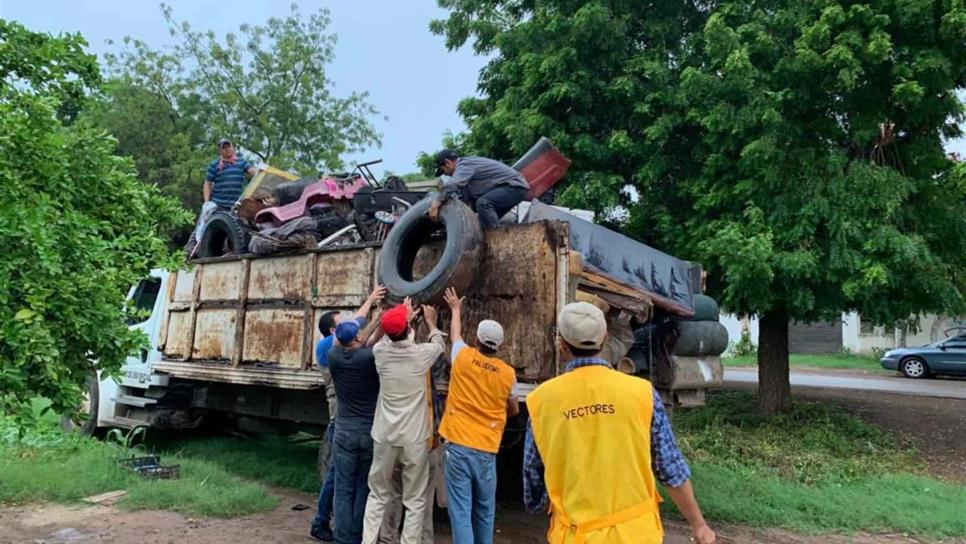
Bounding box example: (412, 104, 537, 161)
(669, 391, 966, 537)
(726, 353, 893, 374)
(0, 417, 278, 517)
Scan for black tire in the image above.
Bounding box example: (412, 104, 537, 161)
(685, 294, 720, 321)
(61, 374, 99, 436)
(199, 211, 251, 258)
(900, 357, 929, 379)
(672, 321, 729, 356)
(377, 198, 482, 305)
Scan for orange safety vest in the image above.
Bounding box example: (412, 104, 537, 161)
(528, 365, 662, 544)
(438, 345, 516, 453)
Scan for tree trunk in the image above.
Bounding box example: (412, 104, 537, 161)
(757, 310, 791, 415)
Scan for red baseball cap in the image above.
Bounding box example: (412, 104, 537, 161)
(381, 305, 409, 336)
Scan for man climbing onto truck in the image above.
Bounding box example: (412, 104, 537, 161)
(523, 302, 716, 544)
(428, 150, 530, 229)
(438, 287, 518, 544)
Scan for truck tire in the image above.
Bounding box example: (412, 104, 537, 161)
(61, 374, 99, 436)
(199, 211, 251, 258)
(377, 198, 482, 305)
(671, 321, 729, 356)
(685, 294, 720, 321)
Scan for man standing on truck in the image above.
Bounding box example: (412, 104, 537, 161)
(523, 302, 717, 544)
(438, 287, 519, 544)
(328, 319, 381, 544)
(362, 301, 445, 544)
(428, 150, 529, 229)
(312, 286, 386, 542)
(203, 138, 258, 209)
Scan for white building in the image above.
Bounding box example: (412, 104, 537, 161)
(720, 313, 965, 356)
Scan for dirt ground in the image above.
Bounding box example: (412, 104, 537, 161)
(2, 386, 964, 544)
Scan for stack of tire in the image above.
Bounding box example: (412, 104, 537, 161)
(654, 294, 727, 406)
(672, 295, 729, 357)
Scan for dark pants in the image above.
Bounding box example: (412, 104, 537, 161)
(312, 420, 337, 533)
(471, 185, 528, 228)
(333, 418, 374, 544)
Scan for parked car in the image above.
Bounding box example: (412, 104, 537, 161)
(880, 328, 966, 378)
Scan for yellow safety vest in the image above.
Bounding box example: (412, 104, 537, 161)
(528, 365, 662, 544)
(439, 345, 516, 453)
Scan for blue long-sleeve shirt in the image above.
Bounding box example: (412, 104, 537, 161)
(522, 358, 692, 513)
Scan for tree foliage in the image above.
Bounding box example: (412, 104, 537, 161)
(433, 0, 966, 412)
(104, 3, 382, 175)
(0, 23, 191, 421)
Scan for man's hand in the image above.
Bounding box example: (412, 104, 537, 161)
(421, 305, 438, 328)
(443, 287, 463, 311)
(367, 284, 387, 304)
(691, 524, 716, 544)
(403, 296, 414, 314)
(428, 200, 442, 222)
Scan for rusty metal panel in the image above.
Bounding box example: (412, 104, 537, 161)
(199, 261, 243, 301)
(249, 255, 313, 300)
(192, 309, 237, 361)
(314, 249, 374, 307)
(243, 309, 306, 368)
(412, 222, 561, 380)
(164, 310, 193, 359)
(173, 269, 196, 302)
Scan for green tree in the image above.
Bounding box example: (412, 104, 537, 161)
(0, 19, 101, 123)
(104, 3, 382, 175)
(433, 0, 966, 413)
(0, 23, 191, 422)
(81, 78, 210, 244)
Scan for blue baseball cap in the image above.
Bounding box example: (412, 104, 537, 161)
(335, 321, 360, 344)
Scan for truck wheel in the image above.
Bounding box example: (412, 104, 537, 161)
(198, 211, 251, 258)
(378, 198, 482, 305)
(61, 374, 99, 437)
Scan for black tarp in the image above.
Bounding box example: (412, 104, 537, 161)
(524, 202, 697, 315)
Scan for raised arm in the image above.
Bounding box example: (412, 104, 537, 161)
(356, 285, 386, 320)
(443, 287, 464, 345)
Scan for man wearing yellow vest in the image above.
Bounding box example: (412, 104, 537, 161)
(524, 302, 716, 544)
(438, 287, 519, 544)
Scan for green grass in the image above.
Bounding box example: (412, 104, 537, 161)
(148, 433, 320, 493)
(0, 418, 277, 517)
(725, 353, 892, 374)
(668, 391, 966, 537)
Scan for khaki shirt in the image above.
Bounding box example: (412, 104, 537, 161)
(371, 332, 445, 446)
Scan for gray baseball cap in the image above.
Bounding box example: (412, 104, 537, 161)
(217, 138, 232, 148)
(477, 320, 504, 350)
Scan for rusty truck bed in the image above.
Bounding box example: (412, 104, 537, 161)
(154, 221, 573, 389)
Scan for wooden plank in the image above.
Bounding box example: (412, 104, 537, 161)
(82, 490, 128, 505)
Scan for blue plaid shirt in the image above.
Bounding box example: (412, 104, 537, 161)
(522, 358, 691, 513)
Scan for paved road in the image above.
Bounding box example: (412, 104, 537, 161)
(724, 368, 966, 399)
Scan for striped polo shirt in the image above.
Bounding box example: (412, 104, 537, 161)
(205, 157, 251, 208)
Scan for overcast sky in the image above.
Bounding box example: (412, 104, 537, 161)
(2, 0, 963, 176)
(0, 0, 488, 176)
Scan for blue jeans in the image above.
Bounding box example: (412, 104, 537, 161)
(443, 443, 497, 544)
(312, 421, 336, 533)
(471, 185, 528, 228)
(333, 418, 374, 544)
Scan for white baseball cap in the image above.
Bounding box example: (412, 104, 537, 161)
(557, 302, 607, 351)
(477, 320, 504, 350)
